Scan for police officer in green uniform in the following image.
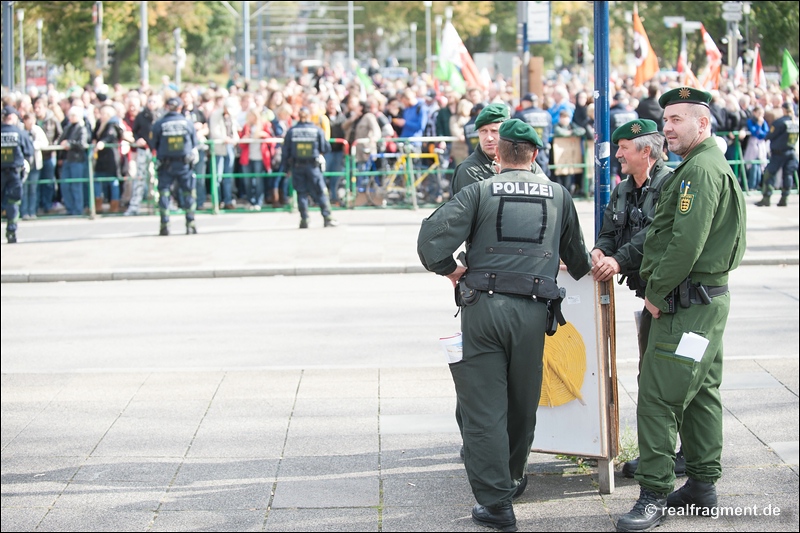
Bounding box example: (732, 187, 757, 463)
(616, 88, 746, 532)
(418, 119, 592, 532)
(593, 119, 683, 480)
(452, 103, 545, 197)
(1, 106, 34, 243)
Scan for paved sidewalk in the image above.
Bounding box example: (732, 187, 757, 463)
(1, 198, 798, 283)
(2, 197, 798, 532)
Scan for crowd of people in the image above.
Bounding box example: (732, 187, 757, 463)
(1, 61, 798, 228)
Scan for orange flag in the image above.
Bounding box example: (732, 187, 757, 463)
(633, 9, 659, 86)
(699, 25, 723, 90)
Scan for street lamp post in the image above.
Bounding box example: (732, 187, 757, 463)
(36, 19, 43, 60)
(490, 23, 497, 75)
(410, 22, 417, 75)
(376, 26, 384, 67)
(17, 8, 24, 92)
(424, 1, 432, 76)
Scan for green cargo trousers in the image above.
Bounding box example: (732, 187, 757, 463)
(635, 293, 729, 495)
(449, 292, 548, 507)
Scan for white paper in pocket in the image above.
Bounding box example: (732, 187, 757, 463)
(439, 333, 463, 364)
(675, 332, 709, 362)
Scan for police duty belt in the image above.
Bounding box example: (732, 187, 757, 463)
(463, 271, 562, 300)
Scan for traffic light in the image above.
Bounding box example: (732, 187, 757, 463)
(107, 41, 116, 67)
(576, 40, 585, 65)
(99, 39, 108, 68)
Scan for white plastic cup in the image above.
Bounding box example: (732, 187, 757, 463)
(439, 332, 463, 364)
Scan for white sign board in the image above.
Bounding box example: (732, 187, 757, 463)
(532, 275, 610, 458)
(527, 1, 552, 44)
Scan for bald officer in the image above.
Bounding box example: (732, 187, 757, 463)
(616, 87, 746, 532)
(418, 119, 591, 532)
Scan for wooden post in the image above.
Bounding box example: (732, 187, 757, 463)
(528, 56, 544, 101)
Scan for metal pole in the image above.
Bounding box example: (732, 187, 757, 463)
(517, 2, 527, 98)
(594, 1, 610, 238)
(424, 1, 432, 76)
(37, 19, 43, 60)
(18, 8, 25, 92)
(243, 1, 251, 81)
(140, 1, 149, 85)
(410, 23, 417, 74)
(174, 28, 181, 88)
(257, 4, 263, 79)
(2, 2, 13, 91)
(95, 1, 103, 73)
(348, 1, 355, 73)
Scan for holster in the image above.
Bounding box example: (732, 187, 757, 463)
(545, 287, 567, 336)
(454, 280, 479, 307)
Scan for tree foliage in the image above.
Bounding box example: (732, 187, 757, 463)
(9, 1, 798, 88)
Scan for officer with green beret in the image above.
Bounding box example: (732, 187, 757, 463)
(451, 103, 509, 196)
(616, 87, 746, 532)
(418, 118, 592, 532)
(593, 118, 684, 480)
(451, 102, 546, 198)
(449, 105, 546, 462)
(594, 119, 673, 352)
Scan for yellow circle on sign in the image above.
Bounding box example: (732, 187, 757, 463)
(540, 322, 586, 407)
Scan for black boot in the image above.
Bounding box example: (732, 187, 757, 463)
(667, 478, 717, 511)
(756, 172, 773, 206)
(323, 216, 339, 227)
(159, 224, 170, 236)
(6, 231, 17, 244)
(777, 194, 789, 207)
(472, 501, 517, 532)
(622, 449, 686, 479)
(512, 475, 528, 499)
(616, 488, 667, 532)
(186, 221, 197, 234)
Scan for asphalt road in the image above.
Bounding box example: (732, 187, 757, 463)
(2, 265, 797, 374)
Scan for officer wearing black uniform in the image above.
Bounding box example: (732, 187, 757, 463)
(1, 106, 34, 243)
(150, 97, 199, 236)
(282, 107, 337, 229)
(755, 101, 799, 207)
(514, 93, 552, 177)
(418, 119, 592, 532)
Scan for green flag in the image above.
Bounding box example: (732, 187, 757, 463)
(434, 40, 466, 94)
(781, 49, 799, 90)
(356, 68, 375, 99)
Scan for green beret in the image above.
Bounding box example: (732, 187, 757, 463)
(498, 118, 543, 148)
(611, 119, 659, 144)
(474, 103, 510, 130)
(658, 86, 712, 109)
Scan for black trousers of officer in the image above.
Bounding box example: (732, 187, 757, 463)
(157, 159, 196, 226)
(1, 168, 23, 234)
(763, 149, 799, 196)
(450, 291, 548, 507)
(292, 163, 332, 220)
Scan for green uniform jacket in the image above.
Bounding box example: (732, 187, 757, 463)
(594, 159, 673, 278)
(640, 137, 746, 313)
(451, 144, 544, 197)
(418, 168, 591, 282)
